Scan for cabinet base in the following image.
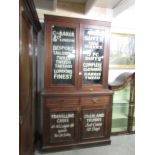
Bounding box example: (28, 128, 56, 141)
(40, 139, 111, 153)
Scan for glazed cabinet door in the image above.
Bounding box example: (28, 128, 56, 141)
(79, 24, 110, 90)
(44, 16, 79, 91)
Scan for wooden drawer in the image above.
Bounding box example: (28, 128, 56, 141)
(46, 97, 79, 105)
(80, 96, 110, 106)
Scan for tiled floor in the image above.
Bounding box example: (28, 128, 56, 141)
(35, 134, 135, 155)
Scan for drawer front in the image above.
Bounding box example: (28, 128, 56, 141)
(80, 96, 110, 106)
(46, 97, 79, 105)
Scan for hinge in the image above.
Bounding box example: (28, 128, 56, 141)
(19, 115, 24, 125)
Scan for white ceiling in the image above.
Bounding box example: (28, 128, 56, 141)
(58, 0, 87, 3)
(34, 0, 130, 12)
(57, 0, 122, 8)
(95, 0, 122, 8)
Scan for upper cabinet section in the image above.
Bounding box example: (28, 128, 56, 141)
(44, 15, 111, 92)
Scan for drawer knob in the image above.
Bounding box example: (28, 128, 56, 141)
(79, 72, 82, 75)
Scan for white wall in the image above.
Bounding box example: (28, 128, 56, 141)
(111, 5, 135, 34)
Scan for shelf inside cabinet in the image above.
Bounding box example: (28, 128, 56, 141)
(112, 103, 129, 117)
(112, 113, 128, 119)
(111, 127, 127, 132)
(112, 117, 128, 131)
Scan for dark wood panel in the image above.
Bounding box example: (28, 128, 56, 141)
(80, 96, 110, 106)
(41, 90, 113, 97)
(43, 104, 79, 146)
(19, 12, 31, 114)
(46, 97, 79, 105)
(20, 106, 33, 155)
(19, 10, 33, 155)
(19, 0, 41, 155)
(81, 108, 106, 140)
(50, 111, 77, 143)
(44, 15, 111, 27)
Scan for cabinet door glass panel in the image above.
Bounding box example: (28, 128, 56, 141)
(52, 25, 76, 84)
(82, 28, 104, 84)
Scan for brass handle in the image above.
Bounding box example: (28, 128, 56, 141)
(92, 97, 98, 104)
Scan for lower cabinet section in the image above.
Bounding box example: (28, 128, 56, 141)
(40, 91, 113, 152)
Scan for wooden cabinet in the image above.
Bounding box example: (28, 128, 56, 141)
(40, 15, 113, 152)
